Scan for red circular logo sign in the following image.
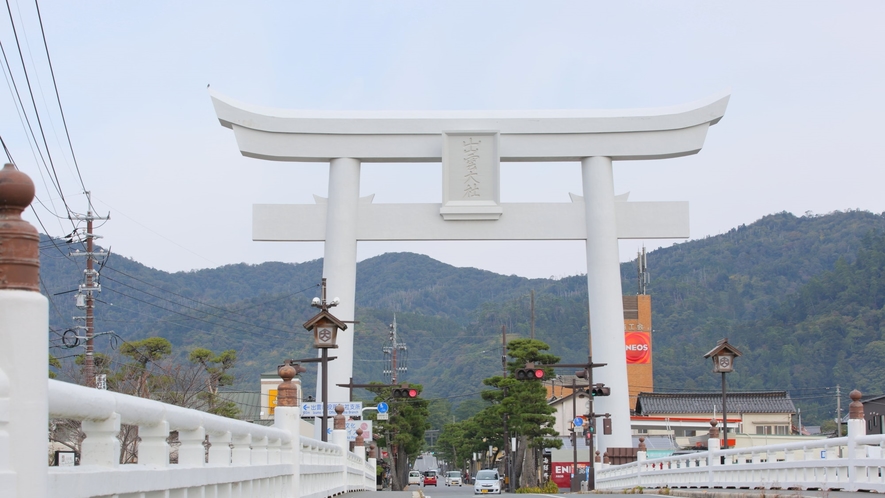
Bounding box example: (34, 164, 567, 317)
(624, 332, 651, 364)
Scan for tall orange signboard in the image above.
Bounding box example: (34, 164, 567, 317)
(624, 295, 652, 410)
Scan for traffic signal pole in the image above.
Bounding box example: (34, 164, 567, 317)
(571, 377, 579, 492)
(545, 356, 606, 491)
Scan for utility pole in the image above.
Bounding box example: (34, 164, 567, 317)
(70, 192, 109, 388)
(836, 384, 842, 437)
(383, 315, 407, 383)
(530, 290, 535, 340)
(501, 324, 512, 493)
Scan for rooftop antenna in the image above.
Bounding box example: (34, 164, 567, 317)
(638, 246, 649, 295)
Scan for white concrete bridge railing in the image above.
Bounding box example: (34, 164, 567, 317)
(0, 164, 375, 498)
(42, 378, 374, 498)
(597, 397, 885, 493)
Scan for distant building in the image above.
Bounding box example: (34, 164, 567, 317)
(861, 394, 885, 434)
(633, 391, 796, 440)
(216, 371, 304, 425)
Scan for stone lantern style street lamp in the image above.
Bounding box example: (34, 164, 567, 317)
(303, 278, 347, 441)
(704, 338, 742, 450)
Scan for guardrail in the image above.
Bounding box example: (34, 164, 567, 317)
(39, 379, 375, 498)
(596, 416, 885, 492)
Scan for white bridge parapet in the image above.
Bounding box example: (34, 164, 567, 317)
(42, 380, 375, 498)
(0, 165, 375, 498)
(597, 418, 885, 492)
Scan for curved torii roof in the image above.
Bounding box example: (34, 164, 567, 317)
(210, 89, 730, 163)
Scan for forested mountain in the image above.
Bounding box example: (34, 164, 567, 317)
(41, 210, 885, 424)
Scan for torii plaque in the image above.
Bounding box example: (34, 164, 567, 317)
(211, 90, 729, 450)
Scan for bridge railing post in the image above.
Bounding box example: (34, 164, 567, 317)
(178, 425, 207, 467)
(207, 430, 232, 466)
(707, 418, 721, 487)
(332, 405, 349, 490)
(231, 434, 252, 465)
(139, 420, 171, 466)
(0, 164, 48, 498)
(847, 389, 866, 490)
(274, 406, 301, 494)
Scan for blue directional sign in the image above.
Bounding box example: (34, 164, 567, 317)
(377, 402, 389, 414)
(573, 417, 584, 427)
(301, 401, 362, 418)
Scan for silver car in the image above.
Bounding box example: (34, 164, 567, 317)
(473, 469, 501, 494)
(445, 470, 462, 486)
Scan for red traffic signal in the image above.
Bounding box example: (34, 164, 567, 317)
(516, 366, 545, 381)
(392, 387, 418, 398)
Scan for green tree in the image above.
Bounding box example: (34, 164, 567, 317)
(188, 348, 239, 418)
(117, 337, 173, 398)
(369, 383, 430, 491)
(49, 353, 61, 379)
(437, 418, 486, 473)
(479, 338, 562, 489)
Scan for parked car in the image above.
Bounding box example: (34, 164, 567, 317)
(408, 470, 422, 485)
(445, 470, 462, 486)
(423, 470, 438, 486)
(473, 469, 501, 494)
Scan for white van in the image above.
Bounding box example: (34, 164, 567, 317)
(408, 470, 422, 485)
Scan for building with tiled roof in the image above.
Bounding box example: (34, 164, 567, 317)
(635, 391, 797, 438)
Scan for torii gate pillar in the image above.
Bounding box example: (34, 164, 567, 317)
(211, 90, 729, 451)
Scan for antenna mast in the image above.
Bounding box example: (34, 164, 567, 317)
(638, 246, 649, 295)
(383, 314, 408, 383)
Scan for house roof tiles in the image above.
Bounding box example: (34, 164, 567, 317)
(636, 391, 796, 415)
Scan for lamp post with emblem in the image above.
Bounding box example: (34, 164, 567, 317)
(304, 278, 347, 442)
(704, 338, 742, 450)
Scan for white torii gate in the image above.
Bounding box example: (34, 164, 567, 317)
(211, 90, 729, 450)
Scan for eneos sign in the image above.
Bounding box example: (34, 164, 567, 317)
(624, 332, 651, 364)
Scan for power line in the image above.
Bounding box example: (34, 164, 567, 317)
(32, 0, 86, 194)
(2, 0, 69, 212)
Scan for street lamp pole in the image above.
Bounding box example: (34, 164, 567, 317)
(704, 338, 742, 451)
(721, 370, 728, 450)
(303, 278, 346, 442)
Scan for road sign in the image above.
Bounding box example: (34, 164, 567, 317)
(346, 420, 373, 441)
(301, 401, 363, 418)
(573, 417, 584, 426)
(378, 412, 389, 420)
(377, 402, 389, 413)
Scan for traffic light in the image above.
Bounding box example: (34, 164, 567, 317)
(590, 383, 610, 396)
(515, 363, 545, 380)
(575, 368, 590, 380)
(587, 417, 596, 434)
(392, 387, 419, 398)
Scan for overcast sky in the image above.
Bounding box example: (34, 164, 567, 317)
(3, 1, 883, 279)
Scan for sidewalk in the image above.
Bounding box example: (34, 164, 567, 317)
(586, 489, 874, 498)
